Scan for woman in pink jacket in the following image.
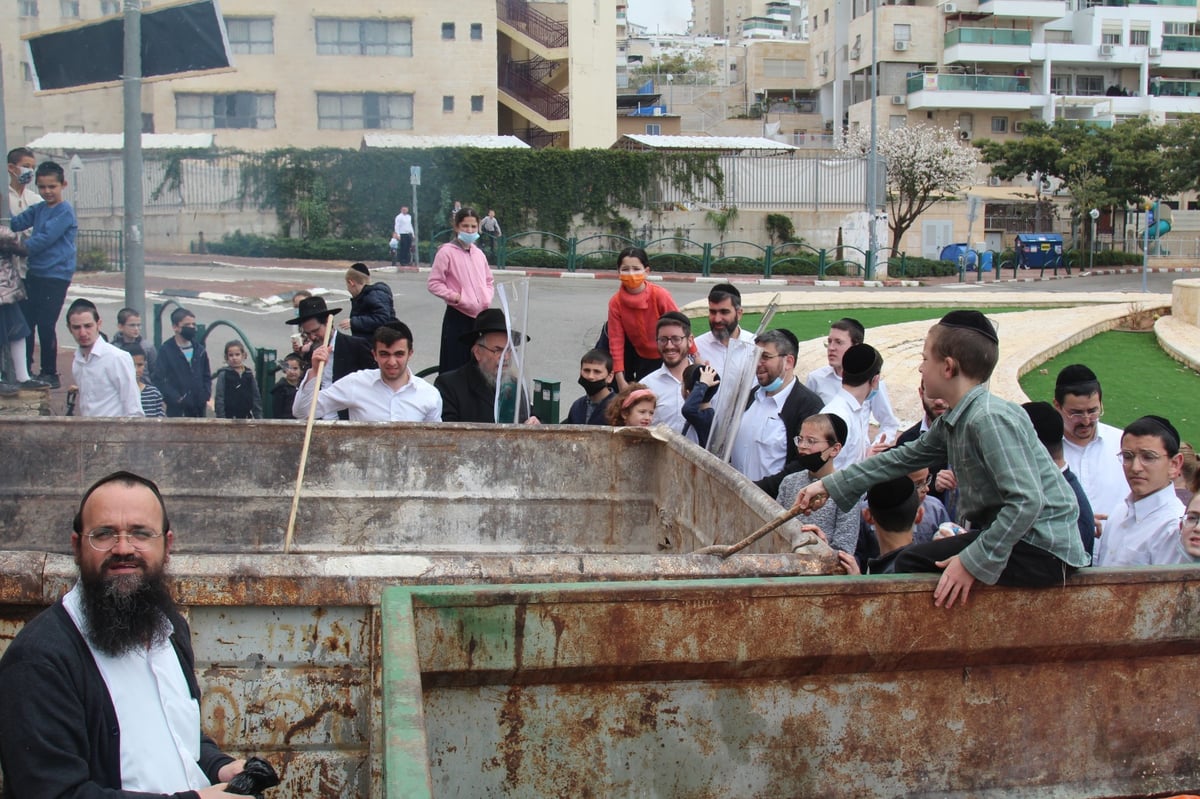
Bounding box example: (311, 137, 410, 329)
(428, 207, 495, 373)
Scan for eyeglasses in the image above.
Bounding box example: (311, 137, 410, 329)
(1118, 450, 1166, 465)
(656, 336, 687, 347)
(1181, 514, 1200, 530)
(793, 435, 830, 449)
(85, 529, 163, 552)
(1064, 407, 1103, 421)
(912, 474, 934, 491)
(475, 343, 507, 355)
(758, 352, 784, 363)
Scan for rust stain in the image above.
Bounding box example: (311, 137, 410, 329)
(282, 698, 356, 745)
(497, 686, 526, 791)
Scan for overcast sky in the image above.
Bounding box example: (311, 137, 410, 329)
(626, 0, 691, 34)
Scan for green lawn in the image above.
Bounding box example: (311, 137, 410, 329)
(696, 307, 1036, 342)
(1019, 330, 1200, 447)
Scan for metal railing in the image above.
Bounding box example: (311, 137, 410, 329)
(77, 229, 124, 272)
(907, 73, 1032, 93)
(944, 28, 1033, 46)
(496, 0, 568, 48)
(499, 61, 569, 120)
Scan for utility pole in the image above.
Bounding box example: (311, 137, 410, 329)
(123, 0, 145, 314)
(0, 44, 9, 221)
(867, 0, 880, 278)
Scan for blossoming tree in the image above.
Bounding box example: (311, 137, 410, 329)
(841, 124, 981, 255)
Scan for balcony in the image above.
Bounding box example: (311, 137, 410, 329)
(944, 27, 1033, 62)
(976, 0, 1066, 18)
(1151, 77, 1200, 96)
(907, 73, 1031, 92)
(1084, 0, 1196, 6)
(906, 72, 1043, 111)
(742, 17, 787, 37)
(944, 28, 1032, 45)
(1163, 33, 1200, 50)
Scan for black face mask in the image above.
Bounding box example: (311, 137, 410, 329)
(179, 326, 198, 342)
(794, 447, 833, 474)
(578, 376, 609, 395)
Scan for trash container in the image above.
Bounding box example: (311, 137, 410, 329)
(939, 243, 978, 270)
(1014, 233, 1063, 269)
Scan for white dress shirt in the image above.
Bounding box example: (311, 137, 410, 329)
(694, 328, 757, 377)
(393, 211, 414, 236)
(806, 365, 901, 439)
(1062, 422, 1127, 518)
(821, 388, 871, 469)
(1093, 483, 1186, 567)
(63, 584, 209, 793)
(294, 367, 442, 422)
(72, 337, 145, 418)
(643, 365, 687, 434)
(730, 379, 795, 480)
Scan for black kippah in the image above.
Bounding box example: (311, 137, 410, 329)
(1137, 414, 1181, 451)
(350, 262, 370, 277)
(867, 475, 916, 513)
(938, 310, 998, 343)
(710, 282, 741, 299)
(1055, 363, 1097, 389)
(842, 343, 882, 384)
(1022, 401, 1063, 448)
(824, 412, 848, 446)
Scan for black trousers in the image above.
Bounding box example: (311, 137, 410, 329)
(892, 530, 1075, 587)
(438, 305, 476, 375)
(19, 275, 70, 376)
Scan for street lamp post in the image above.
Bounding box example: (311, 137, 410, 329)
(1088, 208, 1099, 273)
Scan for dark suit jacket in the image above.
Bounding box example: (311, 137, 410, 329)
(323, 331, 376, 420)
(751, 377, 825, 497)
(435, 361, 530, 423)
(897, 418, 950, 503)
(154, 338, 211, 417)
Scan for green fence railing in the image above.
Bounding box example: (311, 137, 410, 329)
(77, 229, 124, 272)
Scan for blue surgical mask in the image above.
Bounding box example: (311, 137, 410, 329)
(458, 232, 480, 245)
(763, 376, 784, 393)
(866, 388, 879, 402)
(17, 167, 34, 185)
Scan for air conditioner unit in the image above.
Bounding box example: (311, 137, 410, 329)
(1099, 43, 1115, 56)
(960, 129, 972, 140)
(894, 40, 910, 51)
(850, 47, 861, 59)
(988, 176, 1002, 187)
(891, 94, 906, 105)
(1148, 46, 1162, 57)
(819, 65, 829, 76)
(943, 2, 958, 12)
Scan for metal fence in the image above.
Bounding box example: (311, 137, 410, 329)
(48, 153, 247, 214)
(76, 229, 124, 272)
(654, 154, 879, 211)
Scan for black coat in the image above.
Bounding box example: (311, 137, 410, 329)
(302, 331, 375, 421)
(752, 377, 826, 498)
(154, 338, 211, 418)
(348, 283, 396, 338)
(435, 361, 530, 424)
(0, 601, 233, 797)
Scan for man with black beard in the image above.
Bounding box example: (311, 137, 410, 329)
(0, 472, 246, 798)
(435, 309, 539, 424)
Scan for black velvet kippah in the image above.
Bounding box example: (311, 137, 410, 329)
(824, 412, 848, 446)
(867, 475, 916, 513)
(842, 343, 882, 383)
(1137, 414, 1181, 450)
(938, 310, 998, 343)
(1055, 363, 1097, 389)
(1022, 401, 1063, 447)
(350, 262, 370, 276)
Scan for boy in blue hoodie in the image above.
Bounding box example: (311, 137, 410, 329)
(10, 161, 76, 388)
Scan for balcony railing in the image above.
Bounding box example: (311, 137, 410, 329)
(907, 73, 1032, 92)
(1150, 77, 1200, 96)
(944, 28, 1033, 46)
(1163, 33, 1200, 51)
(497, 0, 568, 49)
(1084, 0, 1196, 6)
(508, 53, 560, 84)
(500, 61, 570, 120)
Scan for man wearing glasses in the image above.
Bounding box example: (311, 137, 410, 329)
(0, 472, 248, 797)
(1054, 364, 1127, 519)
(1093, 415, 1187, 566)
(642, 312, 696, 438)
(436, 309, 537, 424)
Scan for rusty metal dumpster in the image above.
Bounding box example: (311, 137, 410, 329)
(0, 418, 834, 797)
(382, 575, 1200, 798)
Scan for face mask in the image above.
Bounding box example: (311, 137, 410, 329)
(619, 273, 646, 291)
(17, 167, 34, 185)
(793, 449, 831, 473)
(763, 375, 784, 393)
(179, 326, 198, 342)
(866, 388, 879, 402)
(458, 232, 480, 245)
(578, 376, 609, 395)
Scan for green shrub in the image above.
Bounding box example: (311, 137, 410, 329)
(888, 256, 957, 278)
(77, 248, 111, 272)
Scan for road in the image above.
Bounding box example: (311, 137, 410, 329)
(68, 259, 1193, 418)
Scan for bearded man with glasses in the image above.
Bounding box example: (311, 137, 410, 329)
(1053, 364, 1127, 521)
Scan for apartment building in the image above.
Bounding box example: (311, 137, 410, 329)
(693, 0, 810, 40)
(4, 0, 615, 150)
(812, 0, 1200, 140)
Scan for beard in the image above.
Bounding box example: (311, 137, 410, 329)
(476, 360, 499, 390)
(78, 556, 176, 657)
(711, 324, 731, 344)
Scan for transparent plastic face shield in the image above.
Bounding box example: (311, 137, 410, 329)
(494, 280, 532, 424)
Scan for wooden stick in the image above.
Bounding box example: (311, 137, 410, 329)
(284, 321, 334, 554)
(696, 503, 806, 559)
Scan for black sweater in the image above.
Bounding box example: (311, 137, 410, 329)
(0, 601, 234, 798)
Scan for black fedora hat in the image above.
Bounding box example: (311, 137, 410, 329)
(457, 308, 530, 345)
(286, 296, 342, 326)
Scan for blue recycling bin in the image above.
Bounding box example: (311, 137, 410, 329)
(939, 243, 978, 270)
(1014, 233, 1063, 269)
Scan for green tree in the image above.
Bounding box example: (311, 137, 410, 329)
(630, 53, 715, 80)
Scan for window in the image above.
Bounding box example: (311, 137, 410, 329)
(442, 22, 455, 40)
(59, 0, 79, 17)
(100, 0, 119, 13)
(888, 115, 907, 129)
(1050, 74, 1071, 94)
(443, 95, 455, 112)
(470, 22, 483, 40)
(893, 23, 911, 43)
(1130, 29, 1149, 45)
(823, 8, 829, 22)
(316, 92, 413, 129)
(315, 19, 412, 56)
(763, 58, 805, 78)
(226, 18, 274, 55)
(645, 123, 662, 135)
(1077, 74, 1103, 95)
(1101, 32, 1121, 45)
(991, 116, 1008, 133)
(19, 0, 38, 17)
(176, 92, 276, 129)
(471, 95, 484, 112)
